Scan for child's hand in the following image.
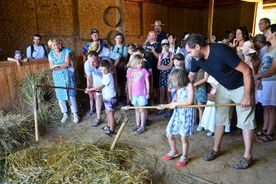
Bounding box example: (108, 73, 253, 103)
(146, 94, 150, 99)
(172, 96, 178, 102)
(157, 104, 166, 110)
(151, 46, 156, 52)
(171, 88, 176, 93)
(169, 102, 177, 109)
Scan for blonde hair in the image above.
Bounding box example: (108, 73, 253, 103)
(129, 54, 143, 69)
(168, 69, 189, 89)
(48, 38, 62, 48)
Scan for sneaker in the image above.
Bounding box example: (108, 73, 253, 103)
(73, 113, 80, 123)
(176, 155, 189, 167)
(207, 131, 214, 137)
(197, 125, 204, 131)
(136, 127, 146, 134)
(162, 151, 179, 160)
(61, 113, 68, 123)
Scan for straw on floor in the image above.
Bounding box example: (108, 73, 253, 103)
(3, 140, 150, 184)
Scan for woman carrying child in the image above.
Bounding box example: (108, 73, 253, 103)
(159, 69, 195, 167)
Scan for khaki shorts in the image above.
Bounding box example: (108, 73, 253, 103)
(215, 85, 255, 130)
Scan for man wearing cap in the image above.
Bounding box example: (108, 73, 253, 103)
(82, 28, 109, 61)
(185, 34, 255, 169)
(26, 34, 48, 59)
(152, 20, 168, 44)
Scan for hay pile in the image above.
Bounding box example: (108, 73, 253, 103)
(3, 141, 150, 184)
(17, 70, 60, 127)
(0, 111, 33, 159)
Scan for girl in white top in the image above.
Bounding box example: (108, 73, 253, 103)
(198, 75, 230, 136)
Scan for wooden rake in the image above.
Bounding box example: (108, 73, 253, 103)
(110, 103, 240, 151)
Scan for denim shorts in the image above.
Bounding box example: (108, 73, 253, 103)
(131, 95, 148, 106)
(103, 97, 117, 112)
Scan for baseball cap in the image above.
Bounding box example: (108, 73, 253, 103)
(161, 39, 169, 46)
(91, 28, 99, 34)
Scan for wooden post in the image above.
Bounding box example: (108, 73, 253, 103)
(32, 85, 39, 142)
(207, 0, 214, 39)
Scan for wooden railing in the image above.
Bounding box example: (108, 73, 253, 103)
(0, 56, 84, 111)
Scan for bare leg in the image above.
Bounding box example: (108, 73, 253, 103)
(267, 106, 276, 135)
(263, 106, 269, 131)
(181, 136, 189, 157)
(213, 126, 225, 152)
(88, 93, 94, 113)
(135, 109, 141, 127)
(140, 109, 146, 129)
(95, 95, 102, 120)
(107, 111, 116, 131)
(167, 134, 177, 153)
(242, 129, 254, 160)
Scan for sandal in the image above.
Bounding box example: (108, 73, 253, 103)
(203, 149, 222, 161)
(132, 125, 140, 132)
(102, 125, 110, 131)
(105, 129, 115, 136)
(176, 155, 189, 167)
(232, 157, 252, 169)
(92, 119, 102, 127)
(257, 134, 274, 142)
(162, 151, 179, 160)
(136, 127, 146, 134)
(256, 129, 267, 136)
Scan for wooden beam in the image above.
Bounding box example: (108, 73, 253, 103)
(207, 0, 214, 39)
(252, 2, 258, 36)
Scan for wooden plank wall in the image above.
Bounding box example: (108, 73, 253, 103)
(0, 59, 49, 111)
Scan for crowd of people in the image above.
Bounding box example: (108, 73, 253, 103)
(7, 18, 276, 169)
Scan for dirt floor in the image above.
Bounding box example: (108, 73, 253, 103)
(40, 106, 276, 184)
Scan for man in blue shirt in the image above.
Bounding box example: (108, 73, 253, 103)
(186, 34, 255, 169)
(82, 28, 109, 61)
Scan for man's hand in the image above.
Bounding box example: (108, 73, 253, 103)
(240, 96, 251, 108)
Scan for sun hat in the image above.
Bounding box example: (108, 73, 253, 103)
(88, 41, 101, 53)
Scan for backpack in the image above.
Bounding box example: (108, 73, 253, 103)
(111, 45, 125, 56)
(30, 44, 48, 57)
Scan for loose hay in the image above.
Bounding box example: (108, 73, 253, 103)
(17, 70, 60, 127)
(0, 111, 33, 159)
(3, 141, 150, 184)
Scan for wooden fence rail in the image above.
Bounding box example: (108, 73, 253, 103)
(0, 56, 93, 111)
